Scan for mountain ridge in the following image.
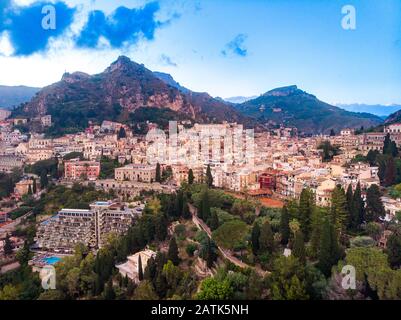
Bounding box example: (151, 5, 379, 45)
(11, 57, 384, 135)
(14, 56, 256, 134)
(234, 85, 383, 134)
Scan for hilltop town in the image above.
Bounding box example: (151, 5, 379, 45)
(0, 112, 401, 300)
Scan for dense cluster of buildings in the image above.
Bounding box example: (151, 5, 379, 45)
(2, 114, 401, 254)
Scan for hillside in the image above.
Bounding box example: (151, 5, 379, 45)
(234, 85, 383, 134)
(384, 109, 401, 125)
(0, 85, 40, 109)
(14, 56, 255, 135)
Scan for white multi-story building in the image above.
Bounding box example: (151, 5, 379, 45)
(36, 201, 142, 252)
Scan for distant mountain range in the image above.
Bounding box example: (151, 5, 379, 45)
(337, 103, 401, 117)
(224, 96, 258, 104)
(0, 85, 40, 109)
(9, 56, 389, 135)
(233, 85, 383, 134)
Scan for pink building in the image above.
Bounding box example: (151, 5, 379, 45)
(64, 159, 100, 181)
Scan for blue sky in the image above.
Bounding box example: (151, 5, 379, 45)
(0, 0, 400, 105)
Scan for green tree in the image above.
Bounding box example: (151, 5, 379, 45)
(345, 184, 354, 229)
(384, 156, 396, 187)
(293, 231, 306, 264)
(155, 163, 161, 183)
(251, 222, 260, 254)
(206, 165, 213, 188)
(298, 188, 314, 240)
(197, 277, 233, 300)
(27, 184, 32, 195)
(167, 237, 180, 266)
(103, 279, 116, 300)
(319, 141, 339, 162)
(40, 170, 48, 189)
(386, 233, 401, 268)
(188, 168, 194, 185)
(3, 234, 13, 255)
(204, 240, 216, 269)
(138, 254, 144, 281)
(32, 178, 37, 193)
(366, 149, 379, 165)
(318, 217, 340, 277)
(351, 182, 364, 230)
(134, 280, 158, 300)
(209, 210, 219, 231)
(383, 133, 398, 157)
(199, 190, 211, 221)
(280, 205, 290, 245)
(117, 126, 127, 139)
(0, 284, 20, 300)
(182, 200, 191, 220)
(329, 185, 348, 234)
(16, 241, 31, 265)
(259, 221, 275, 253)
(270, 256, 309, 300)
(365, 184, 385, 222)
(310, 208, 325, 258)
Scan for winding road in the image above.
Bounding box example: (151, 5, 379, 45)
(188, 203, 268, 276)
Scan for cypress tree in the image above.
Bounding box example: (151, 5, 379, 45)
(174, 190, 184, 217)
(318, 217, 340, 277)
(3, 234, 13, 255)
(104, 279, 116, 300)
(251, 223, 261, 254)
(155, 163, 161, 183)
(206, 238, 217, 268)
(117, 126, 127, 139)
(391, 141, 399, 157)
(32, 178, 37, 193)
(292, 230, 306, 264)
(383, 133, 392, 155)
(365, 184, 385, 222)
(386, 233, 401, 268)
(298, 189, 314, 240)
(351, 182, 364, 230)
(345, 184, 353, 213)
(259, 221, 275, 253)
(366, 150, 378, 165)
(40, 170, 48, 188)
(182, 196, 191, 219)
(27, 184, 32, 195)
(188, 169, 194, 185)
(209, 210, 219, 231)
(167, 237, 180, 266)
(345, 184, 354, 230)
(138, 254, 144, 281)
(329, 185, 348, 234)
(201, 191, 211, 221)
(310, 208, 325, 258)
(280, 205, 290, 245)
(384, 156, 396, 187)
(206, 165, 213, 188)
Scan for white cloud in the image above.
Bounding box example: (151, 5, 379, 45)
(0, 32, 14, 57)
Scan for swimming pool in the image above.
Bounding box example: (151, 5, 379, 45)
(43, 256, 61, 265)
